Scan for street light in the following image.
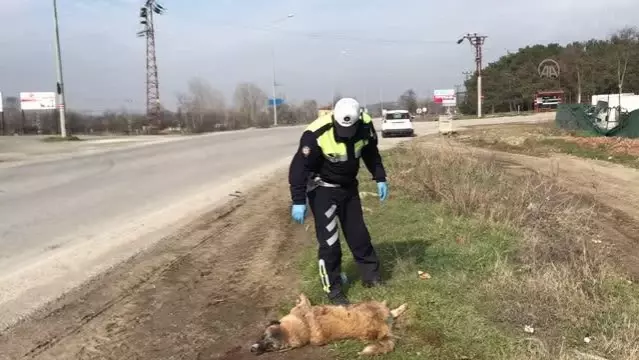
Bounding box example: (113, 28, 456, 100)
(270, 13, 294, 127)
(53, 0, 68, 137)
(331, 49, 348, 110)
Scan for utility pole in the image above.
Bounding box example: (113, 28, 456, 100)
(137, 0, 165, 129)
(270, 13, 295, 127)
(457, 33, 487, 118)
(53, 0, 67, 137)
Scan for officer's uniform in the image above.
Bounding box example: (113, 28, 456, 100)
(288, 111, 387, 301)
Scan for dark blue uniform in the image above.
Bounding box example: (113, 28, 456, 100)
(288, 113, 386, 302)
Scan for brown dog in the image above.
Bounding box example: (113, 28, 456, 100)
(250, 293, 408, 356)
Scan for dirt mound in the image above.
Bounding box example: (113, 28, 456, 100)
(0, 171, 332, 360)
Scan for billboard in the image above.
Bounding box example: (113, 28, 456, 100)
(433, 89, 457, 107)
(20, 92, 56, 111)
(0, 92, 3, 113)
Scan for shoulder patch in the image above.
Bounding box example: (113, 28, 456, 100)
(301, 146, 311, 157)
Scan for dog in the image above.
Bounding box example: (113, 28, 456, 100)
(250, 293, 408, 356)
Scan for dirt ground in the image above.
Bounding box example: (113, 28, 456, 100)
(422, 134, 639, 279)
(0, 170, 332, 360)
(2, 123, 639, 360)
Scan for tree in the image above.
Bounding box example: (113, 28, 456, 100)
(398, 89, 418, 113)
(233, 82, 268, 126)
(177, 77, 226, 132)
(458, 27, 639, 114)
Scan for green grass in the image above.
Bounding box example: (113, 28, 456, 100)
(297, 193, 520, 359)
(284, 144, 639, 359)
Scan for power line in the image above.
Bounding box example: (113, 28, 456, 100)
(137, 0, 165, 128)
(457, 33, 487, 117)
(214, 23, 455, 45)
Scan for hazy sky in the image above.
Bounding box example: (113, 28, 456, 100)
(0, 0, 637, 113)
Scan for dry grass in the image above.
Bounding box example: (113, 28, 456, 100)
(456, 122, 639, 168)
(380, 141, 639, 359)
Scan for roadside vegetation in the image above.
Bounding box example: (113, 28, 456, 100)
(457, 122, 639, 168)
(41, 135, 83, 142)
(290, 139, 639, 359)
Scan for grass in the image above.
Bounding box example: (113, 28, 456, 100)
(41, 135, 83, 142)
(458, 122, 639, 168)
(539, 138, 639, 167)
(288, 142, 639, 359)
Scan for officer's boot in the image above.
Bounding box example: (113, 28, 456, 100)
(328, 290, 350, 306)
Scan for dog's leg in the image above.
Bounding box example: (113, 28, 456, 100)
(358, 337, 395, 356)
(298, 293, 311, 307)
(390, 303, 407, 319)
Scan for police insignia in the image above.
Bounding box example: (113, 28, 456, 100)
(301, 146, 311, 157)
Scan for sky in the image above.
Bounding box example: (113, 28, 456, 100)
(0, 0, 638, 113)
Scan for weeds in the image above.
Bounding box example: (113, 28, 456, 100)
(297, 139, 639, 359)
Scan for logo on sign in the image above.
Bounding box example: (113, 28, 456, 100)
(538, 59, 560, 78)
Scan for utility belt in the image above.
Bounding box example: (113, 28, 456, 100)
(306, 174, 341, 193)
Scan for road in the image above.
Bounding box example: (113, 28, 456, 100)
(0, 114, 553, 329)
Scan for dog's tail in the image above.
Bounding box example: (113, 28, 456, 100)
(358, 337, 395, 356)
(390, 303, 407, 319)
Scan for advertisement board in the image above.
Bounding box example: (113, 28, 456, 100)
(20, 92, 56, 111)
(433, 89, 457, 107)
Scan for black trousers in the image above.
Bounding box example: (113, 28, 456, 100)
(307, 185, 381, 297)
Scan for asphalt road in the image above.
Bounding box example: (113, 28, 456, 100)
(0, 114, 552, 328)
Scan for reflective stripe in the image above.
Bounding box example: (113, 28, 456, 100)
(326, 217, 337, 232)
(318, 259, 331, 293)
(324, 204, 337, 218)
(326, 231, 339, 246)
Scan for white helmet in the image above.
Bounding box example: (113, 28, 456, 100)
(333, 97, 361, 138)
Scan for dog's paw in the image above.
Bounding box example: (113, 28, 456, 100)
(390, 303, 408, 318)
(357, 345, 377, 356)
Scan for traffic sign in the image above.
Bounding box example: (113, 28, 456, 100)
(268, 98, 284, 106)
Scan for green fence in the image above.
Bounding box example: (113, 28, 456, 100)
(555, 104, 639, 138)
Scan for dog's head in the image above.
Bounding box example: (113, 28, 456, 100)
(250, 320, 288, 355)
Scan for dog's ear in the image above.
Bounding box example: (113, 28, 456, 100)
(268, 320, 281, 326)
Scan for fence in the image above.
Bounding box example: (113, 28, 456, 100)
(555, 104, 639, 138)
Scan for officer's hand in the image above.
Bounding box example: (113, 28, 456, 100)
(291, 204, 307, 224)
(377, 182, 389, 201)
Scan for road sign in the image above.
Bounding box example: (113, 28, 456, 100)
(20, 92, 56, 111)
(268, 98, 284, 106)
(433, 89, 456, 107)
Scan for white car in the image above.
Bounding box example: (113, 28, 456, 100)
(381, 110, 414, 138)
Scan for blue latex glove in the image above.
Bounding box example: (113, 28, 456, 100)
(377, 182, 389, 201)
(291, 204, 307, 224)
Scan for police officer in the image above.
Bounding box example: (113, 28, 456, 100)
(288, 97, 389, 305)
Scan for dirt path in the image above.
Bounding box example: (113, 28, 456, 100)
(0, 170, 332, 360)
(422, 137, 639, 278)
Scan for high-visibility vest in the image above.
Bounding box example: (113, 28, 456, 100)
(305, 113, 373, 163)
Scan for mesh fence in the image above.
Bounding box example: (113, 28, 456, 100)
(555, 104, 639, 138)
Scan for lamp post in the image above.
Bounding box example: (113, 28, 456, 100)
(53, 0, 68, 137)
(270, 13, 294, 126)
(331, 49, 348, 110)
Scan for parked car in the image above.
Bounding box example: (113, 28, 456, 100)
(381, 110, 414, 138)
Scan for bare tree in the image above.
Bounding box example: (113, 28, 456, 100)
(233, 82, 267, 126)
(177, 77, 226, 132)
